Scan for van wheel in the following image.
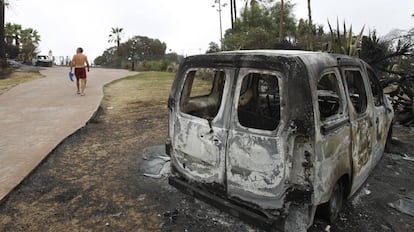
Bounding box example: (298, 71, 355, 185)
(320, 181, 344, 223)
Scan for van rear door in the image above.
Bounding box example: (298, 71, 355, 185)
(226, 69, 287, 208)
(170, 68, 230, 186)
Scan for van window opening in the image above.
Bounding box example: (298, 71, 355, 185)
(237, 73, 280, 130)
(180, 69, 226, 119)
(344, 70, 368, 114)
(317, 72, 344, 121)
(366, 69, 383, 106)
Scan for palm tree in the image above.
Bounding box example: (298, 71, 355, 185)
(4, 22, 13, 44)
(20, 28, 40, 63)
(12, 23, 21, 47)
(31, 29, 40, 45)
(4, 23, 21, 46)
(108, 27, 123, 47)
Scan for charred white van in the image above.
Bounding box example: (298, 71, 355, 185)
(166, 50, 393, 231)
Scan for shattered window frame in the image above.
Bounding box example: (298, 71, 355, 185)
(178, 68, 227, 120)
(317, 71, 347, 122)
(366, 68, 384, 107)
(235, 69, 282, 132)
(343, 69, 369, 115)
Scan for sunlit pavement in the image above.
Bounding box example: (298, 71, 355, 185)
(0, 66, 137, 202)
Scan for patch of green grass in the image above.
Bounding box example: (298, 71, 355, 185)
(0, 72, 44, 95)
(103, 72, 175, 107)
(119, 72, 175, 92)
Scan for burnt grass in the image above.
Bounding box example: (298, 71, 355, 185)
(1, 72, 414, 232)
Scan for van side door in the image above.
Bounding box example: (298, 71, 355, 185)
(365, 67, 390, 165)
(314, 68, 352, 203)
(341, 68, 375, 195)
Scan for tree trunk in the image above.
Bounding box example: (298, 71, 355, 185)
(279, 0, 284, 43)
(307, 0, 314, 50)
(0, 1, 6, 65)
(230, 0, 234, 29)
(233, 0, 237, 25)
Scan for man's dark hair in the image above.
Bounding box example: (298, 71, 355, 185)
(77, 47, 83, 53)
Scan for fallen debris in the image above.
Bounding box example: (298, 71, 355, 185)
(387, 191, 414, 217)
(141, 145, 171, 178)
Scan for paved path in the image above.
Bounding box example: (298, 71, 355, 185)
(0, 67, 137, 202)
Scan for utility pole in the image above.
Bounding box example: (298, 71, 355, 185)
(212, 0, 227, 49)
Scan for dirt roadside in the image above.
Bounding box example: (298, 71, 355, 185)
(0, 72, 413, 232)
(0, 72, 44, 95)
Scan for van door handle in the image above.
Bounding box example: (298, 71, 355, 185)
(213, 137, 222, 146)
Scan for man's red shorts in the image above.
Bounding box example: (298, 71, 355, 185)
(74, 67, 87, 80)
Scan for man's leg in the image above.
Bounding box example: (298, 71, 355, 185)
(76, 78, 80, 93)
(80, 78, 86, 95)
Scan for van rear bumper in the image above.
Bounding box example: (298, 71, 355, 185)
(168, 176, 285, 231)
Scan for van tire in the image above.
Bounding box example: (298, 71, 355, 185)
(385, 126, 393, 151)
(320, 181, 344, 223)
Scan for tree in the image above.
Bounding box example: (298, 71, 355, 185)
(96, 35, 168, 69)
(11, 23, 21, 47)
(222, 1, 296, 50)
(4, 22, 13, 44)
(108, 27, 123, 48)
(5, 43, 18, 58)
(360, 29, 414, 126)
(206, 42, 221, 53)
(326, 19, 364, 56)
(19, 28, 41, 63)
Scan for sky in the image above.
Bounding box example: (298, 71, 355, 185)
(5, 0, 414, 62)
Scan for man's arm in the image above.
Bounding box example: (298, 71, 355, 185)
(85, 56, 90, 72)
(69, 55, 75, 72)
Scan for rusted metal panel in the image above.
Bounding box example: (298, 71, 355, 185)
(167, 50, 394, 231)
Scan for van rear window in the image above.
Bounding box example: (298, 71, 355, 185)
(237, 73, 280, 131)
(179, 69, 226, 119)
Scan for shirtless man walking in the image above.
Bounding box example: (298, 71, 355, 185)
(70, 47, 90, 96)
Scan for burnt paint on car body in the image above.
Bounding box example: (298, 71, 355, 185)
(167, 50, 394, 231)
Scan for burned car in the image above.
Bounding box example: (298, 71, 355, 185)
(166, 50, 393, 231)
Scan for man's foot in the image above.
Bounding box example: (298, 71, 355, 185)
(77, 91, 80, 94)
(80, 93, 85, 96)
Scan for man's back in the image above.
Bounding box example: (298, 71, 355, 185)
(72, 53, 88, 68)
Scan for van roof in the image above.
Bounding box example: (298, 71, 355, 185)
(185, 50, 363, 69)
